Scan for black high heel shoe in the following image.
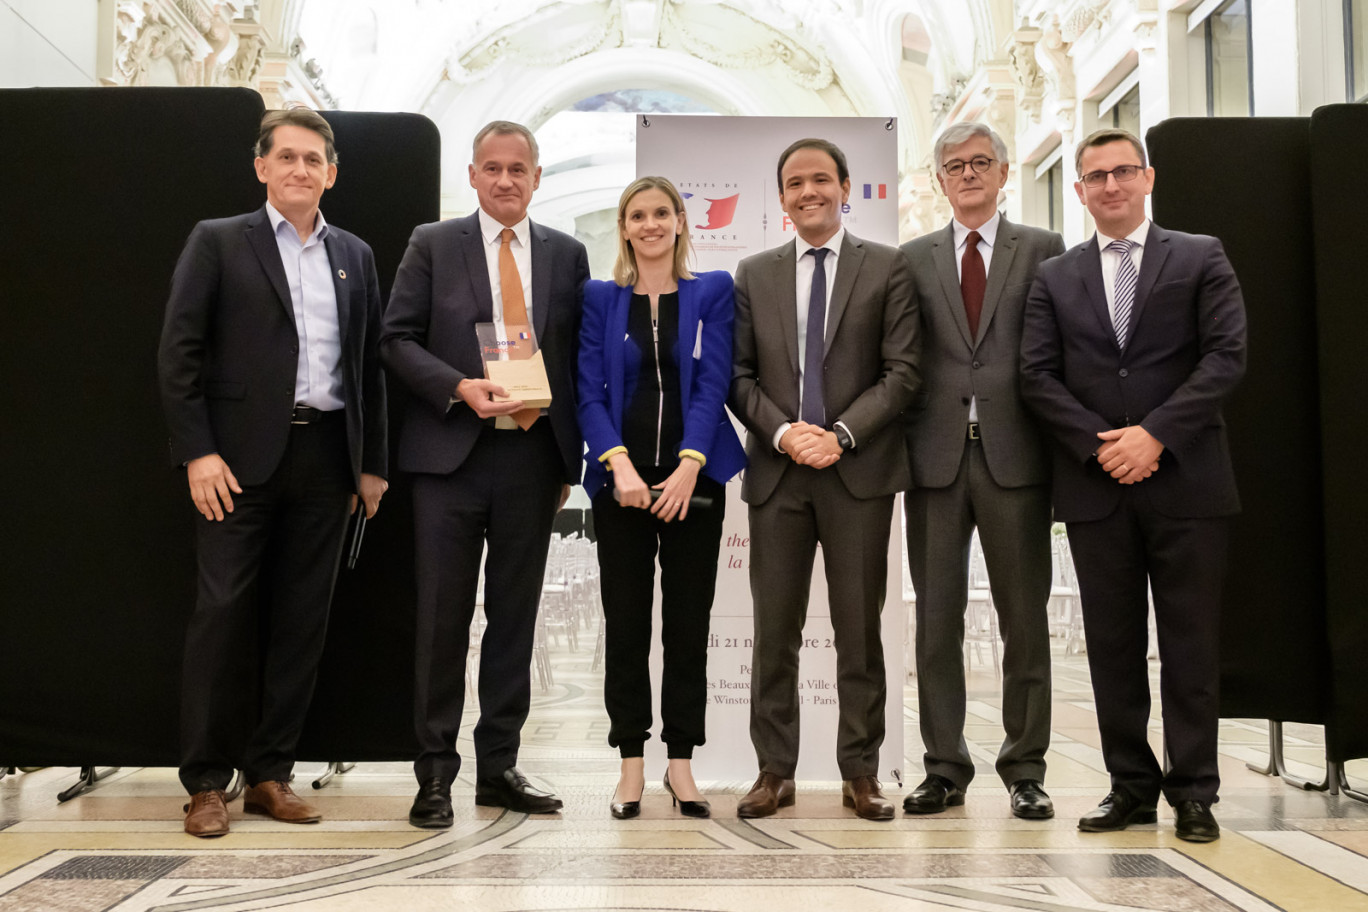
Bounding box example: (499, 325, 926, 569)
(611, 779, 643, 819)
(663, 770, 711, 818)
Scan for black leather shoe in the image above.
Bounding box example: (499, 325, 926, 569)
(474, 766, 563, 814)
(1077, 790, 1158, 832)
(408, 777, 453, 829)
(903, 774, 965, 814)
(611, 778, 643, 820)
(1009, 779, 1054, 820)
(1174, 800, 1220, 843)
(663, 770, 710, 818)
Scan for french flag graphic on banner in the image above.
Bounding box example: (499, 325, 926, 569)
(518, 331, 530, 341)
(863, 183, 887, 199)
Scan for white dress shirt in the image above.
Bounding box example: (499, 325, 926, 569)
(1097, 219, 1149, 324)
(951, 212, 1000, 422)
(478, 207, 533, 329)
(265, 202, 343, 412)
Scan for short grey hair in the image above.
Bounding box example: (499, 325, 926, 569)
(933, 122, 1008, 171)
(471, 120, 540, 166)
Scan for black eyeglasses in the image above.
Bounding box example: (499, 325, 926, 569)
(1080, 164, 1143, 188)
(941, 156, 996, 177)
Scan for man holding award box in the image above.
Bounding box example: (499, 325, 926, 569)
(381, 120, 589, 827)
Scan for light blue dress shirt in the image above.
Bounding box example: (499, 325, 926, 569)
(266, 202, 344, 412)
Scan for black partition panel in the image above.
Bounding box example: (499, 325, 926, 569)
(0, 87, 265, 765)
(1148, 118, 1330, 725)
(1308, 105, 1368, 762)
(298, 111, 440, 760)
(0, 90, 440, 767)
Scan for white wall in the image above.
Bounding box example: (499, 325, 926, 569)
(0, 0, 97, 87)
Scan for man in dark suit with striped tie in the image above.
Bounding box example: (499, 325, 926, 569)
(1021, 128, 1247, 843)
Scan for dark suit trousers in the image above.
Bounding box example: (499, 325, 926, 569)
(748, 465, 893, 780)
(1066, 486, 1227, 806)
(411, 421, 562, 786)
(592, 470, 726, 759)
(179, 415, 352, 794)
(905, 437, 1053, 790)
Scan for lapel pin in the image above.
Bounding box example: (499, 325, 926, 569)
(338, 269, 347, 280)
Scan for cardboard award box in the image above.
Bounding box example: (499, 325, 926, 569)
(476, 322, 552, 409)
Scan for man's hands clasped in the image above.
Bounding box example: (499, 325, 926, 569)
(781, 420, 842, 469)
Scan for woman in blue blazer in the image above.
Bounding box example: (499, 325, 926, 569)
(578, 176, 746, 820)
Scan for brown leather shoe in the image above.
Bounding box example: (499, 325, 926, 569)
(183, 789, 229, 837)
(242, 780, 321, 824)
(736, 771, 795, 818)
(842, 775, 894, 820)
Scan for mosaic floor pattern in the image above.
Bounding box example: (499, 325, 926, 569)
(3, 633, 1367, 912)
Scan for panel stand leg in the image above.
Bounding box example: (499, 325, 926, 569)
(57, 766, 121, 803)
(1244, 720, 1329, 790)
(311, 762, 356, 790)
(224, 770, 245, 802)
(1331, 762, 1368, 803)
(0, 767, 12, 781)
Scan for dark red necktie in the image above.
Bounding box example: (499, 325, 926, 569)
(961, 229, 985, 340)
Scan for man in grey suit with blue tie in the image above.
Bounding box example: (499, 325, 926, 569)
(730, 138, 919, 820)
(900, 123, 1064, 820)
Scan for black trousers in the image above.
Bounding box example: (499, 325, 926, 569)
(592, 467, 725, 759)
(179, 414, 352, 794)
(1066, 486, 1228, 806)
(411, 421, 562, 785)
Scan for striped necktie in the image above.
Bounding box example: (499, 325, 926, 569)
(1107, 238, 1137, 348)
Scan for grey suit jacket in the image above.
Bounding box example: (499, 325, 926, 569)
(380, 211, 590, 483)
(901, 216, 1064, 489)
(729, 231, 920, 506)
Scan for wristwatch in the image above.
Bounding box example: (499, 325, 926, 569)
(834, 425, 855, 452)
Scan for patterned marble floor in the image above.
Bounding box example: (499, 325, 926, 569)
(3, 631, 1367, 912)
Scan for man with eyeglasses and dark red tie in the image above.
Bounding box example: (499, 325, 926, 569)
(1021, 128, 1247, 843)
(899, 123, 1064, 822)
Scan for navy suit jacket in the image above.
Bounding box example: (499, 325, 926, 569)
(158, 205, 388, 489)
(1020, 222, 1246, 522)
(380, 211, 589, 484)
(577, 270, 746, 500)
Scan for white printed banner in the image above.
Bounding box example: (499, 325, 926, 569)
(635, 116, 906, 783)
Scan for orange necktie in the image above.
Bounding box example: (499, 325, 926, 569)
(498, 228, 539, 430)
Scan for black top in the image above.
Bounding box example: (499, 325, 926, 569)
(622, 291, 683, 467)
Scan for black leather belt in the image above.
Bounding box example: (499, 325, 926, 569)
(967, 422, 980, 440)
(291, 405, 335, 425)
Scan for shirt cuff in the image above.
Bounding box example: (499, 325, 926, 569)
(772, 421, 792, 452)
(679, 449, 707, 467)
(599, 446, 628, 466)
(834, 420, 856, 449)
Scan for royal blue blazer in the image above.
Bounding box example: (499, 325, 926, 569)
(578, 269, 747, 500)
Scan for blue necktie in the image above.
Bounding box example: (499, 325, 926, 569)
(801, 247, 829, 427)
(1108, 238, 1137, 348)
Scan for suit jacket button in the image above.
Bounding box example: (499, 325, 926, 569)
(1119, 368, 1129, 378)
(972, 360, 981, 369)
(291, 345, 299, 354)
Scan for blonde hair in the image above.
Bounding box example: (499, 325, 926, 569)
(612, 176, 695, 287)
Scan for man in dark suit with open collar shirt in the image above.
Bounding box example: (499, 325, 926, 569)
(159, 107, 389, 838)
